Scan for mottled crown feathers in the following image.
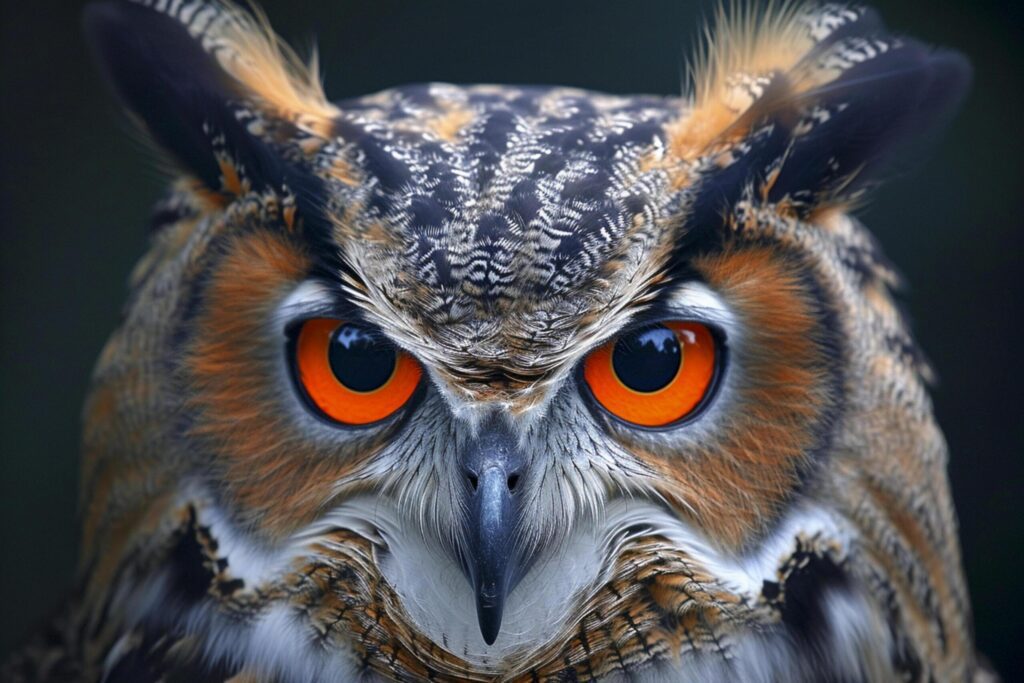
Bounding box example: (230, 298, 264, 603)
(84, 0, 970, 223)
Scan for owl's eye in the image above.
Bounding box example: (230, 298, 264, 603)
(583, 322, 716, 427)
(294, 318, 422, 425)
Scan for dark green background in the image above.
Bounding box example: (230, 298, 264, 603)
(2, 0, 1021, 677)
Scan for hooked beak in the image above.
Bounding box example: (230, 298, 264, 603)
(459, 421, 525, 645)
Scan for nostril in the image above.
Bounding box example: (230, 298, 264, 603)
(467, 472, 479, 491)
(506, 473, 520, 492)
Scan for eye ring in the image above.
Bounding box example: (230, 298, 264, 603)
(292, 318, 422, 426)
(582, 321, 720, 428)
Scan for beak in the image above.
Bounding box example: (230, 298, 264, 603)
(459, 421, 525, 645)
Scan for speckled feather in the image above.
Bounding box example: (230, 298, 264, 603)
(3, 1, 993, 682)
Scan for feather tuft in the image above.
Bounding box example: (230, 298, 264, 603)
(126, 0, 338, 132)
(675, 1, 811, 159)
(673, 2, 970, 219)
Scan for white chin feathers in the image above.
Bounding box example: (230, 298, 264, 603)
(112, 487, 880, 682)
(316, 496, 852, 665)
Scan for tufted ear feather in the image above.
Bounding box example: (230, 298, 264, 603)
(83, 0, 337, 201)
(675, 3, 971, 230)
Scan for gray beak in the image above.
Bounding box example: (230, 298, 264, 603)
(458, 420, 525, 645)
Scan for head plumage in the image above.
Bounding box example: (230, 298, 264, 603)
(672, 2, 970, 222)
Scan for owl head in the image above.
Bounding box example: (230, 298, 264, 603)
(74, 1, 980, 680)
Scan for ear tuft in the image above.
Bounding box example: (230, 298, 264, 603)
(85, 1, 337, 209)
(158, 0, 337, 132)
(673, 3, 971, 220)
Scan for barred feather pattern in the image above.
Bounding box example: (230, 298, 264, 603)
(3, 2, 994, 682)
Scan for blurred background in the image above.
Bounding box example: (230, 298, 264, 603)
(1, 0, 1021, 677)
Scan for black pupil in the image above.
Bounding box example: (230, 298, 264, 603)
(328, 324, 396, 392)
(611, 325, 681, 393)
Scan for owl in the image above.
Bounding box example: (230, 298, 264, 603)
(2, 0, 993, 681)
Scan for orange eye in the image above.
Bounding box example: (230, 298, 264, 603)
(583, 322, 716, 427)
(294, 318, 422, 425)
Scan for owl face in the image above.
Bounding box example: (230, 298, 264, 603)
(74, 1, 982, 681)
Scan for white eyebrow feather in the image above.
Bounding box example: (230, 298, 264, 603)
(272, 279, 336, 328)
(662, 280, 738, 334)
